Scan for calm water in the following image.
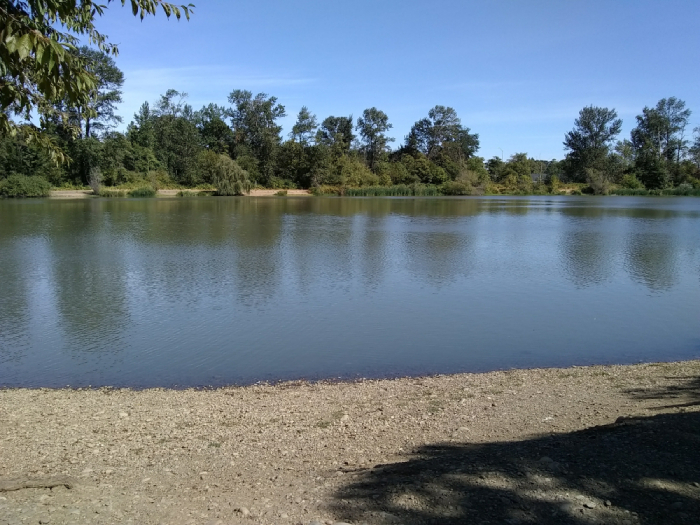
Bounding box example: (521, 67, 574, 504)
(1, 196, 699, 388)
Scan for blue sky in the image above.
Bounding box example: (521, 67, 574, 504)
(95, 0, 700, 160)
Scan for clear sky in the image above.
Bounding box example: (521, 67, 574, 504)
(94, 0, 700, 161)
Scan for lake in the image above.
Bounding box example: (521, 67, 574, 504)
(1, 196, 699, 388)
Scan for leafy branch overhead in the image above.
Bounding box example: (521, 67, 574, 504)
(0, 1, 194, 161)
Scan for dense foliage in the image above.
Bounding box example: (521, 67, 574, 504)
(1, 45, 699, 196)
(1, 1, 193, 161)
(0, 173, 51, 197)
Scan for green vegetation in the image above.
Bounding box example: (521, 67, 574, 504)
(128, 186, 156, 198)
(1, 1, 193, 161)
(0, 174, 51, 197)
(1, 4, 698, 198)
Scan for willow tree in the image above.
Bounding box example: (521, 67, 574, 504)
(0, 0, 194, 161)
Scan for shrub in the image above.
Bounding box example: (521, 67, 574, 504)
(89, 167, 102, 195)
(585, 168, 611, 195)
(547, 175, 561, 194)
(98, 188, 127, 197)
(441, 180, 472, 195)
(0, 174, 51, 198)
(275, 190, 288, 196)
(620, 173, 645, 189)
(212, 155, 252, 196)
(129, 186, 156, 198)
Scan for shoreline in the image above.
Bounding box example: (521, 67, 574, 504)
(1, 360, 699, 524)
(48, 189, 313, 198)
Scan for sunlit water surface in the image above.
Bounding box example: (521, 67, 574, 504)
(1, 196, 699, 387)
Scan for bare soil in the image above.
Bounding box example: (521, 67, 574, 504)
(1, 361, 699, 525)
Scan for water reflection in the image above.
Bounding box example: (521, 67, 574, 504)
(0, 196, 699, 387)
(560, 230, 615, 288)
(625, 233, 679, 292)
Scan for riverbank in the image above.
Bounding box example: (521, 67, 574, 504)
(48, 189, 312, 198)
(1, 361, 699, 525)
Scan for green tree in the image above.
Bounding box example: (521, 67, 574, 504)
(356, 107, 394, 172)
(0, 0, 193, 160)
(689, 127, 700, 170)
(631, 97, 691, 187)
(316, 115, 354, 154)
(73, 46, 124, 138)
(227, 89, 286, 186)
(563, 106, 622, 182)
(290, 106, 318, 145)
(144, 90, 201, 184)
(195, 103, 234, 154)
(406, 105, 479, 162)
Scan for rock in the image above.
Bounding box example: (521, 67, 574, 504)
(237, 507, 250, 517)
(694, 482, 700, 488)
(309, 521, 324, 525)
(119, 412, 129, 418)
(604, 500, 612, 507)
(340, 414, 349, 423)
(559, 502, 576, 513)
(539, 457, 553, 464)
(583, 501, 596, 509)
(671, 501, 683, 510)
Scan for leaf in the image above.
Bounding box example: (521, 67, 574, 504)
(16, 34, 32, 60)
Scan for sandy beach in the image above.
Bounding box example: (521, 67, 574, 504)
(1, 360, 699, 524)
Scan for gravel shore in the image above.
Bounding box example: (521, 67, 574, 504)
(1, 360, 699, 525)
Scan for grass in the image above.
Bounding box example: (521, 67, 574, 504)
(610, 187, 700, 196)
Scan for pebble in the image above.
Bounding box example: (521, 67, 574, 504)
(694, 482, 700, 488)
(119, 412, 129, 418)
(604, 500, 612, 506)
(583, 501, 596, 509)
(237, 507, 250, 517)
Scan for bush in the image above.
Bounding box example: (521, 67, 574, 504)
(621, 173, 645, 189)
(213, 155, 251, 196)
(585, 168, 611, 195)
(441, 180, 473, 195)
(275, 190, 288, 196)
(89, 167, 102, 195)
(129, 186, 156, 198)
(0, 174, 52, 198)
(98, 188, 127, 197)
(547, 175, 561, 194)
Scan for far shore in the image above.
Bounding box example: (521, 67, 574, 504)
(1, 360, 699, 524)
(48, 189, 313, 198)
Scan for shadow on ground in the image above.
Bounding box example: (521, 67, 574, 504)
(625, 375, 700, 409)
(330, 384, 700, 524)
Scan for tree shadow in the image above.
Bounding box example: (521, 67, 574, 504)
(330, 410, 700, 524)
(624, 375, 700, 409)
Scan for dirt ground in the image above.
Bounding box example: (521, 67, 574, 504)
(1, 360, 699, 525)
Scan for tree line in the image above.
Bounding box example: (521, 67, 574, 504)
(2, 48, 700, 196)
